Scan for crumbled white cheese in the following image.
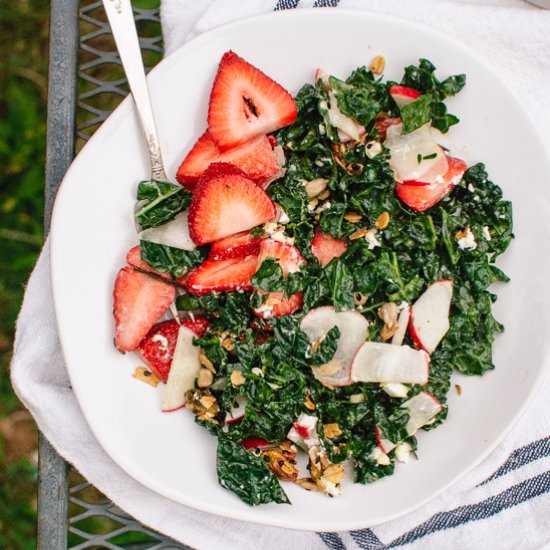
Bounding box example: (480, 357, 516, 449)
(364, 228, 381, 250)
(381, 383, 410, 398)
(151, 334, 169, 355)
(468, 183, 476, 192)
(395, 442, 414, 463)
(270, 231, 295, 245)
(254, 302, 274, 318)
(251, 367, 264, 377)
(314, 201, 331, 214)
(483, 225, 492, 241)
(263, 221, 278, 234)
(370, 447, 391, 466)
(318, 477, 341, 497)
(318, 123, 326, 136)
(457, 226, 477, 250)
(365, 141, 383, 159)
(278, 210, 290, 225)
(307, 202, 317, 213)
(315, 159, 324, 167)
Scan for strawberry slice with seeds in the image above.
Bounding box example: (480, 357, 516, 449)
(396, 156, 467, 212)
(208, 51, 297, 150)
(186, 254, 259, 295)
(375, 116, 401, 141)
(136, 317, 209, 382)
(257, 239, 305, 277)
(389, 85, 422, 108)
(113, 267, 176, 352)
(254, 291, 303, 319)
(188, 162, 276, 246)
(176, 131, 280, 189)
(209, 231, 264, 260)
(126, 245, 171, 280)
(311, 228, 348, 268)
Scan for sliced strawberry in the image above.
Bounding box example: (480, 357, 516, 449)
(257, 239, 305, 277)
(209, 231, 264, 260)
(186, 254, 259, 295)
(389, 85, 422, 108)
(126, 245, 171, 280)
(136, 317, 209, 382)
(375, 116, 401, 141)
(254, 291, 303, 319)
(395, 156, 467, 212)
(207, 51, 297, 150)
(188, 162, 276, 246)
(311, 228, 347, 268)
(176, 131, 280, 189)
(113, 267, 176, 352)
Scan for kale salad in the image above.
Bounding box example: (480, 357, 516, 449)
(113, 52, 513, 507)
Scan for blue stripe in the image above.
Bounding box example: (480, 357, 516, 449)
(319, 532, 347, 549)
(274, 0, 300, 10)
(314, 0, 341, 7)
(351, 528, 384, 549)
(385, 470, 550, 548)
(478, 437, 550, 486)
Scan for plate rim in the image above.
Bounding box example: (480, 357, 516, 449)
(50, 7, 550, 532)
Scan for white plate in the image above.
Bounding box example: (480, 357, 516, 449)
(51, 9, 550, 532)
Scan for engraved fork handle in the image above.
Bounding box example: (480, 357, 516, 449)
(102, 0, 168, 181)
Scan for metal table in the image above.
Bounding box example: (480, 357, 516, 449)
(41, 0, 188, 546)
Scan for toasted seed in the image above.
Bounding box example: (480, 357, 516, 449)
(230, 369, 246, 387)
(375, 211, 390, 230)
(318, 189, 331, 201)
(305, 392, 316, 411)
(132, 367, 159, 387)
(350, 227, 368, 240)
(197, 368, 213, 388)
(354, 292, 368, 306)
(348, 163, 364, 176)
(323, 423, 342, 439)
(344, 211, 363, 223)
(199, 350, 215, 372)
(322, 463, 345, 484)
(199, 395, 216, 409)
(380, 323, 399, 341)
(305, 178, 329, 197)
(311, 338, 321, 355)
(455, 384, 463, 396)
(370, 55, 385, 75)
(221, 337, 234, 352)
(295, 478, 319, 491)
(378, 302, 398, 327)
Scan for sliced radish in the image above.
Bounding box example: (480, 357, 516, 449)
(161, 325, 201, 412)
(139, 211, 196, 251)
(225, 396, 247, 424)
(385, 123, 448, 183)
(287, 413, 320, 451)
(375, 425, 396, 454)
(403, 391, 442, 435)
(391, 304, 410, 346)
(316, 68, 365, 141)
(389, 85, 422, 108)
(350, 342, 429, 385)
(409, 279, 453, 354)
(300, 306, 369, 386)
(241, 436, 272, 450)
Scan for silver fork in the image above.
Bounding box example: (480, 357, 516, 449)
(102, 0, 168, 182)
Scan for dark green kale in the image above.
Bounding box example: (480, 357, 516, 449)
(139, 240, 207, 279)
(217, 435, 290, 506)
(135, 180, 191, 230)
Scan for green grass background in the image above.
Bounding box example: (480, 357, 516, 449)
(1, 0, 49, 547)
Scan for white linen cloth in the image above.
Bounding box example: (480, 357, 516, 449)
(11, 1, 550, 548)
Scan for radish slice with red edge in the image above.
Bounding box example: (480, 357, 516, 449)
(300, 306, 369, 386)
(409, 279, 453, 354)
(389, 85, 422, 108)
(240, 437, 272, 450)
(161, 325, 201, 412)
(404, 392, 442, 434)
(391, 305, 410, 346)
(350, 342, 429, 385)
